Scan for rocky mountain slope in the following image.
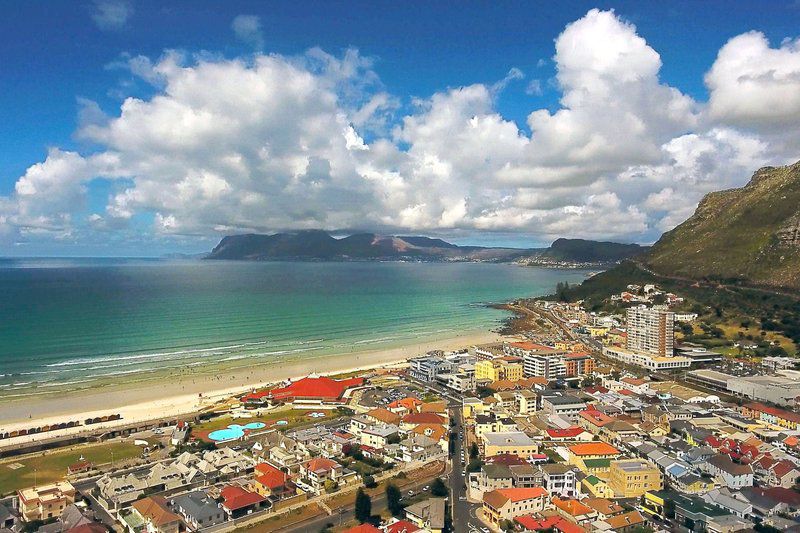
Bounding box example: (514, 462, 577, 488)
(645, 159, 800, 291)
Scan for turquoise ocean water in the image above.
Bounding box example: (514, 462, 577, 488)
(0, 258, 590, 400)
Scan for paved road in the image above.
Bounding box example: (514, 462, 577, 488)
(449, 407, 483, 532)
(276, 477, 436, 533)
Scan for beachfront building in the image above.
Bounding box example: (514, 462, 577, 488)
(241, 375, 364, 406)
(522, 353, 567, 380)
(475, 358, 524, 382)
(17, 481, 76, 522)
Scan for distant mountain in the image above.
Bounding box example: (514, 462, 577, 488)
(645, 160, 800, 291)
(206, 230, 644, 265)
(207, 230, 533, 261)
(539, 238, 648, 263)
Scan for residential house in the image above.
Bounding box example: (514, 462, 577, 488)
(125, 496, 181, 533)
(482, 488, 549, 527)
(405, 498, 446, 533)
(171, 491, 226, 530)
(601, 510, 647, 533)
(299, 458, 347, 494)
(552, 498, 598, 525)
(582, 475, 614, 499)
(219, 486, 266, 519)
(252, 462, 288, 498)
(539, 464, 579, 498)
(566, 443, 622, 475)
(17, 482, 76, 522)
(540, 394, 587, 423)
(396, 435, 444, 463)
(481, 432, 539, 459)
(704, 455, 754, 490)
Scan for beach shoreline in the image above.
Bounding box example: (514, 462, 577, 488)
(0, 329, 508, 444)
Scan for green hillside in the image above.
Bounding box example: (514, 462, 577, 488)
(646, 160, 800, 291)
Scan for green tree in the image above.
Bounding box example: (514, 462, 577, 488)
(363, 475, 377, 488)
(354, 488, 372, 523)
(469, 442, 480, 459)
(430, 477, 448, 497)
(386, 483, 403, 516)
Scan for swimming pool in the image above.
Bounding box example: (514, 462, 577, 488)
(208, 422, 266, 441)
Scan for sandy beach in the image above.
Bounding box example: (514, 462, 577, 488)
(0, 329, 507, 445)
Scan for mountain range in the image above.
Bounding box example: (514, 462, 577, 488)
(206, 231, 647, 264)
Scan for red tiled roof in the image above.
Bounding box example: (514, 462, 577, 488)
(553, 497, 594, 517)
(772, 460, 799, 479)
(556, 521, 587, 533)
(385, 519, 421, 533)
(579, 409, 614, 427)
(568, 442, 620, 456)
(547, 427, 587, 439)
(515, 515, 563, 531)
(254, 376, 364, 401)
(254, 462, 286, 490)
(220, 486, 265, 511)
(305, 457, 339, 473)
(388, 397, 422, 410)
(484, 487, 548, 507)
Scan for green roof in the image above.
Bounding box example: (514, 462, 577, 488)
(583, 458, 611, 468)
(673, 495, 728, 518)
(584, 475, 603, 486)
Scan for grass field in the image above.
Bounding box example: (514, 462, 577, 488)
(0, 441, 143, 496)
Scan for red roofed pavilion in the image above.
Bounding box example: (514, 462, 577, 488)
(242, 375, 363, 403)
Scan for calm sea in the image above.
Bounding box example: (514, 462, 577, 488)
(0, 258, 590, 399)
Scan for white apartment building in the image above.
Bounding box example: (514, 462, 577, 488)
(523, 353, 566, 379)
(626, 306, 675, 357)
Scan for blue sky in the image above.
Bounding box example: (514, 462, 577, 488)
(1, 1, 799, 255)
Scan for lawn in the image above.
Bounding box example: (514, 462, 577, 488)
(0, 441, 143, 496)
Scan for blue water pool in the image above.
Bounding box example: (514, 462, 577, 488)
(208, 422, 266, 441)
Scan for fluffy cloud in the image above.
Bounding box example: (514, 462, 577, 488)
(91, 0, 132, 31)
(2, 9, 799, 249)
(706, 32, 800, 128)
